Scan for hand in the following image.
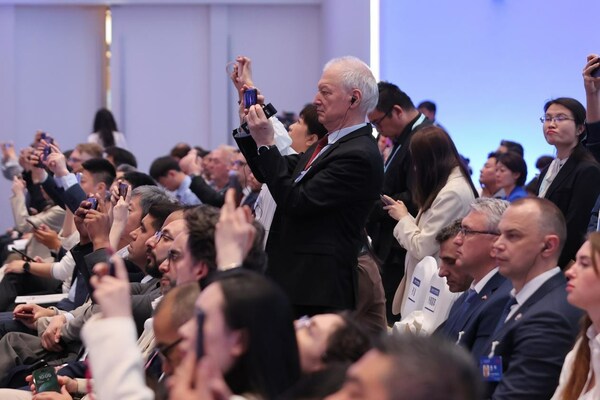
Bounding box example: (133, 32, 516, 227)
(111, 186, 131, 226)
(229, 56, 254, 94)
(32, 386, 73, 400)
(215, 189, 256, 269)
(14, 304, 54, 330)
(32, 224, 62, 252)
(180, 149, 203, 176)
(168, 352, 233, 400)
(246, 101, 275, 147)
(11, 176, 26, 197)
(583, 54, 600, 94)
(45, 144, 68, 177)
(84, 198, 112, 250)
(19, 147, 35, 171)
(382, 195, 409, 221)
(27, 374, 77, 397)
(1, 142, 17, 163)
(5, 259, 26, 274)
(90, 256, 132, 318)
(73, 200, 92, 244)
(41, 315, 66, 352)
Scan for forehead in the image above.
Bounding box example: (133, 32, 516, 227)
(162, 219, 186, 237)
(318, 65, 342, 88)
(440, 239, 459, 258)
(499, 204, 537, 232)
(141, 214, 156, 229)
(172, 231, 189, 250)
(462, 211, 487, 228)
(546, 103, 573, 116)
(197, 281, 224, 310)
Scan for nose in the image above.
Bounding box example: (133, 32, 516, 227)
(159, 260, 170, 274)
(564, 264, 576, 279)
(438, 266, 449, 278)
(453, 234, 463, 246)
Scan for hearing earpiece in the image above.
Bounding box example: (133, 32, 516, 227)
(350, 96, 357, 105)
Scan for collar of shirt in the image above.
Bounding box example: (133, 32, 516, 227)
(327, 123, 368, 145)
(141, 274, 153, 284)
(176, 175, 192, 195)
(508, 266, 561, 318)
(471, 267, 499, 294)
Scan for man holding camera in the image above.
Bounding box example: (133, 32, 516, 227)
(233, 56, 383, 317)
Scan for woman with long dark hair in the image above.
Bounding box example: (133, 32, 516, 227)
(551, 232, 600, 399)
(535, 98, 600, 268)
(382, 126, 478, 317)
(88, 108, 128, 149)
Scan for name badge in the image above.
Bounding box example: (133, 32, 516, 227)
(479, 356, 503, 382)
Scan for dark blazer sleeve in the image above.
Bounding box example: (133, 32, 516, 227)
(41, 175, 87, 213)
(189, 175, 225, 207)
(41, 174, 67, 210)
(585, 120, 600, 163)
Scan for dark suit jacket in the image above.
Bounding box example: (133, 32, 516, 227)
(534, 149, 600, 267)
(189, 174, 242, 207)
(42, 175, 87, 213)
(436, 272, 510, 354)
(366, 115, 431, 263)
(235, 124, 384, 309)
(478, 273, 582, 400)
(585, 121, 600, 232)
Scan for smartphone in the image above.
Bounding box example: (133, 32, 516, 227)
(87, 197, 98, 210)
(26, 218, 40, 230)
(32, 365, 61, 393)
(196, 310, 205, 360)
(243, 88, 258, 107)
(118, 182, 128, 199)
(108, 259, 116, 277)
(380, 194, 396, 206)
(40, 132, 54, 145)
(593, 66, 600, 78)
(11, 248, 34, 262)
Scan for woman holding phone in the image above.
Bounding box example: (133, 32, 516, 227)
(551, 232, 600, 399)
(382, 126, 477, 317)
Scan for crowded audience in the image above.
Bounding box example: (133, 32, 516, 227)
(0, 53, 598, 400)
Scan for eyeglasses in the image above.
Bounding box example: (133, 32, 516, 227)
(539, 115, 575, 124)
(156, 337, 183, 360)
(154, 230, 174, 243)
(167, 249, 182, 264)
(370, 108, 393, 127)
(458, 227, 500, 237)
(232, 160, 247, 168)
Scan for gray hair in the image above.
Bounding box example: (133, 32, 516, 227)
(131, 185, 177, 218)
(324, 56, 378, 114)
(469, 198, 510, 232)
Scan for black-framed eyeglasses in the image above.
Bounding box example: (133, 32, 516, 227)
(458, 227, 500, 237)
(370, 108, 393, 127)
(154, 230, 174, 243)
(156, 337, 183, 360)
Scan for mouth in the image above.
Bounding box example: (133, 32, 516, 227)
(566, 283, 574, 292)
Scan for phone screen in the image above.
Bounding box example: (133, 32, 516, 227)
(243, 88, 258, 107)
(32, 366, 61, 393)
(196, 310, 205, 360)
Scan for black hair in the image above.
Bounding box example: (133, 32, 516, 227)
(122, 171, 157, 189)
(499, 140, 524, 157)
(149, 156, 181, 180)
(417, 100, 436, 113)
(147, 202, 182, 232)
(170, 143, 191, 160)
(299, 104, 328, 139)
(81, 158, 116, 188)
(93, 108, 119, 148)
(104, 146, 138, 168)
(376, 81, 415, 113)
(215, 269, 301, 399)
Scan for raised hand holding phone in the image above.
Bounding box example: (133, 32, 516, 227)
(90, 255, 132, 318)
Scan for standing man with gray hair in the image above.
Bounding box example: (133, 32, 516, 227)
(234, 56, 384, 316)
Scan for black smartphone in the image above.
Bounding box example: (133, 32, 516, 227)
(40, 132, 54, 145)
(108, 259, 116, 277)
(196, 310, 205, 360)
(87, 197, 98, 210)
(243, 88, 258, 107)
(118, 182, 128, 199)
(11, 248, 34, 262)
(32, 365, 60, 393)
(593, 66, 600, 78)
(26, 218, 40, 230)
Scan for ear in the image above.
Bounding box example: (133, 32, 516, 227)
(391, 104, 403, 118)
(576, 124, 586, 136)
(511, 172, 520, 182)
(305, 133, 319, 148)
(192, 261, 209, 281)
(229, 329, 248, 358)
(541, 235, 560, 256)
(349, 90, 361, 108)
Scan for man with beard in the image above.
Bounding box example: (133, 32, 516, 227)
(0, 201, 179, 387)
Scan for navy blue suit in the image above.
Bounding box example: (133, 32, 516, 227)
(437, 272, 511, 355)
(477, 273, 582, 400)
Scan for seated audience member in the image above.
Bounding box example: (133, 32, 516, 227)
(478, 198, 582, 399)
(103, 145, 137, 169)
(496, 139, 524, 157)
(88, 108, 127, 149)
(188, 145, 240, 207)
(83, 268, 301, 400)
(495, 151, 528, 202)
(551, 232, 600, 400)
(534, 97, 600, 268)
(382, 126, 477, 318)
(436, 199, 511, 356)
(169, 142, 191, 161)
(326, 334, 482, 400)
(479, 152, 503, 198)
(149, 156, 200, 205)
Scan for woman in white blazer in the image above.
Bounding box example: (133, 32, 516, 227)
(383, 126, 477, 316)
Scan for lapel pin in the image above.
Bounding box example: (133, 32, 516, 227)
(481, 295, 488, 300)
(515, 313, 522, 321)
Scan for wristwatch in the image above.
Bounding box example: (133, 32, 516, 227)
(257, 144, 276, 156)
(22, 262, 31, 273)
